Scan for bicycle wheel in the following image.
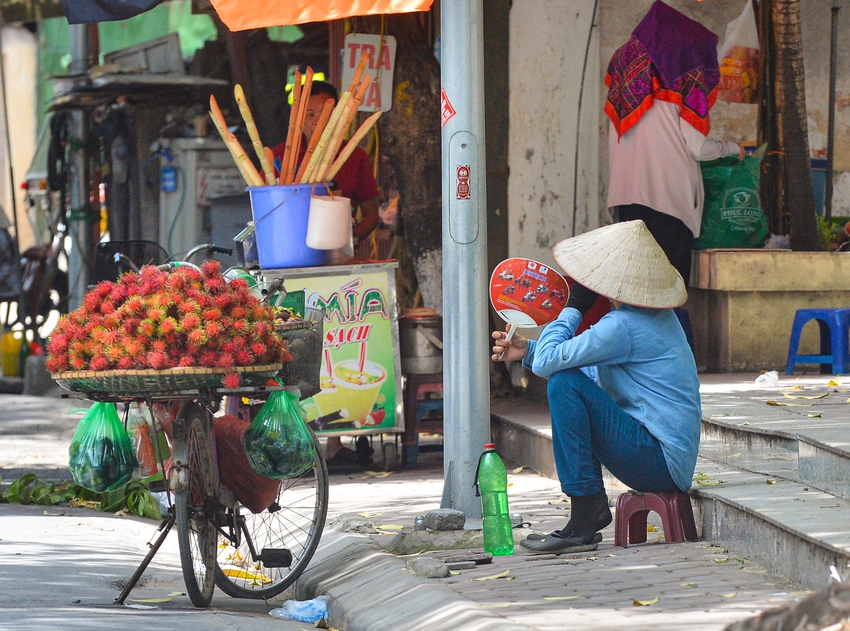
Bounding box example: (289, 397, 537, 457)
(215, 426, 329, 599)
(172, 402, 218, 607)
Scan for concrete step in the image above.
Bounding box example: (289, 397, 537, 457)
(700, 381, 850, 501)
(691, 459, 850, 591)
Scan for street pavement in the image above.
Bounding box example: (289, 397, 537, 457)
(0, 389, 809, 630)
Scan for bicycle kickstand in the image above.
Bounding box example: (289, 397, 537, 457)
(114, 512, 176, 604)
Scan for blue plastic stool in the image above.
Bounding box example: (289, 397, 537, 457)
(786, 308, 850, 375)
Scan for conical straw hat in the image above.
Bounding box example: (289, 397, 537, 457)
(552, 220, 687, 309)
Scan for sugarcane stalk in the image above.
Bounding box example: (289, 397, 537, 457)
(346, 50, 371, 94)
(324, 112, 382, 183)
(284, 67, 314, 184)
(209, 95, 264, 187)
(280, 71, 302, 184)
(316, 74, 372, 183)
(303, 92, 351, 184)
(264, 147, 276, 184)
(234, 84, 275, 185)
(296, 97, 335, 184)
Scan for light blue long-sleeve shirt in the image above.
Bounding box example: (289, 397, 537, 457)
(522, 305, 701, 491)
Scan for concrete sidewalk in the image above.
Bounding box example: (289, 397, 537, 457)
(0, 383, 817, 631)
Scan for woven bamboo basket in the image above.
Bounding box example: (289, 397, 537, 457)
(51, 363, 282, 396)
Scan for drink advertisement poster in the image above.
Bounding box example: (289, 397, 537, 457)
(274, 264, 402, 436)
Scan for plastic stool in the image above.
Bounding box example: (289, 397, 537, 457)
(614, 490, 698, 548)
(786, 308, 850, 375)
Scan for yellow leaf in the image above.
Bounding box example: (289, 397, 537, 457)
(680, 582, 695, 587)
(696, 479, 721, 487)
(362, 471, 392, 478)
(722, 592, 737, 598)
(480, 603, 512, 608)
(543, 596, 580, 601)
(475, 569, 511, 581)
(633, 597, 658, 606)
(359, 512, 383, 518)
(693, 474, 712, 481)
(742, 421, 750, 425)
(506, 576, 516, 580)
(807, 414, 823, 418)
(450, 570, 460, 576)
(782, 391, 829, 400)
(129, 591, 185, 604)
(714, 557, 729, 563)
(646, 524, 657, 532)
(766, 479, 776, 485)
(767, 400, 812, 407)
(512, 466, 524, 474)
(828, 380, 840, 387)
(222, 568, 272, 583)
(785, 385, 804, 390)
(377, 524, 404, 530)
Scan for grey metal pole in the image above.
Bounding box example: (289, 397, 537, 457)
(440, 0, 490, 523)
(0, 12, 20, 257)
(67, 25, 90, 310)
(825, 1, 840, 222)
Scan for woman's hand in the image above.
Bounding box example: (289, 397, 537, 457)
(491, 328, 528, 363)
(737, 141, 746, 161)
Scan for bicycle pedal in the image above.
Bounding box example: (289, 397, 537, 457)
(258, 548, 292, 568)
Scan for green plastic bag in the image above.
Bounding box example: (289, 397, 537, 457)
(694, 145, 768, 250)
(244, 390, 315, 479)
(68, 402, 137, 493)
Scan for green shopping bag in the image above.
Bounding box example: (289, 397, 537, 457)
(694, 145, 768, 250)
(244, 390, 315, 479)
(68, 402, 137, 493)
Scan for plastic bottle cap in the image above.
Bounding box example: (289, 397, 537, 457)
(484, 443, 495, 450)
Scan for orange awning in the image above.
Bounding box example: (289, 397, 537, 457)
(208, 0, 434, 31)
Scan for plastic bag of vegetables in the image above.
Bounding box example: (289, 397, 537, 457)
(243, 390, 314, 479)
(68, 402, 137, 493)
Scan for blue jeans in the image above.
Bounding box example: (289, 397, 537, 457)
(548, 368, 680, 496)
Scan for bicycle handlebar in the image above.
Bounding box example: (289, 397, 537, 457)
(184, 243, 233, 262)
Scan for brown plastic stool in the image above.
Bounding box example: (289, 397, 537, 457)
(614, 490, 698, 548)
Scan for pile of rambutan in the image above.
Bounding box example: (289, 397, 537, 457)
(47, 261, 288, 388)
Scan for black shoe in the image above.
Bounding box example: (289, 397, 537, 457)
(525, 530, 603, 543)
(355, 436, 374, 468)
(520, 531, 600, 554)
(325, 447, 363, 473)
(525, 504, 612, 541)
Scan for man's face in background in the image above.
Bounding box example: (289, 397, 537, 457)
(304, 93, 334, 143)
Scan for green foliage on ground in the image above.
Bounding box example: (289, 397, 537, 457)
(0, 473, 163, 521)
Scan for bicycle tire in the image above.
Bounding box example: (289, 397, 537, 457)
(215, 426, 329, 599)
(172, 402, 218, 607)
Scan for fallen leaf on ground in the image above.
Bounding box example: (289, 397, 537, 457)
(646, 524, 657, 532)
(359, 512, 383, 518)
(696, 479, 721, 487)
(543, 596, 580, 601)
(512, 466, 523, 474)
(807, 414, 823, 418)
(361, 471, 392, 478)
(722, 592, 737, 598)
(633, 597, 658, 606)
(480, 603, 512, 608)
(828, 380, 841, 387)
(766, 479, 776, 485)
(742, 422, 750, 425)
(377, 524, 404, 530)
(767, 400, 812, 407)
(43, 510, 66, 516)
(680, 582, 695, 587)
(782, 391, 829, 400)
(130, 591, 184, 604)
(450, 570, 460, 576)
(475, 569, 510, 581)
(785, 385, 803, 390)
(714, 557, 729, 563)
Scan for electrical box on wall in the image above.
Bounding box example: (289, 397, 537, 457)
(158, 137, 252, 266)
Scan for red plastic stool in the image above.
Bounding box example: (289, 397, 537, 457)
(614, 490, 698, 548)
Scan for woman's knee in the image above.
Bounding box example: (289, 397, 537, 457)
(547, 368, 587, 398)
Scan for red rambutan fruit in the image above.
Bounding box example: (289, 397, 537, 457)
(231, 319, 249, 335)
(187, 328, 207, 346)
(199, 351, 218, 368)
(251, 341, 268, 357)
(203, 275, 226, 294)
(138, 319, 156, 338)
(228, 278, 249, 291)
(215, 353, 235, 369)
(100, 300, 116, 315)
(230, 306, 248, 319)
(146, 307, 165, 322)
(117, 355, 135, 370)
(151, 339, 167, 354)
(221, 372, 241, 389)
(202, 307, 222, 322)
(235, 350, 252, 365)
(146, 351, 170, 370)
(103, 315, 120, 331)
(179, 313, 201, 331)
(221, 341, 236, 354)
(47, 333, 70, 355)
(105, 345, 124, 364)
(159, 317, 179, 336)
(204, 321, 223, 339)
(200, 259, 221, 278)
(179, 300, 199, 315)
(89, 356, 110, 371)
(69, 354, 87, 371)
(124, 296, 144, 315)
(178, 355, 195, 368)
(102, 330, 120, 346)
(126, 339, 144, 358)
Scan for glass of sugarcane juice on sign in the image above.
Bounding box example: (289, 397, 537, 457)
(332, 360, 386, 427)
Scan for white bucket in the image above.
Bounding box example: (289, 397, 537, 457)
(306, 195, 352, 250)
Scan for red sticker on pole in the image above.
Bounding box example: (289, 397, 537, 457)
(489, 258, 569, 328)
(456, 165, 471, 200)
(441, 87, 457, 128)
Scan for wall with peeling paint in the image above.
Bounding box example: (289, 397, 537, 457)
(507, 0, 600, 269)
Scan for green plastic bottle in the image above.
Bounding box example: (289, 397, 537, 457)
(18, 331, 31, 379)
(478, 443, 514, 555)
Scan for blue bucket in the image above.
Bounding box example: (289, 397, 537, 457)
(248, 184, 329, 268)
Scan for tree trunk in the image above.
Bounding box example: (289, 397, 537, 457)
(773, 0, 822, 251)
(355, 15, 443, 311)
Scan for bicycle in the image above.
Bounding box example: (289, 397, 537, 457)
(56, 242, 329, 607)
